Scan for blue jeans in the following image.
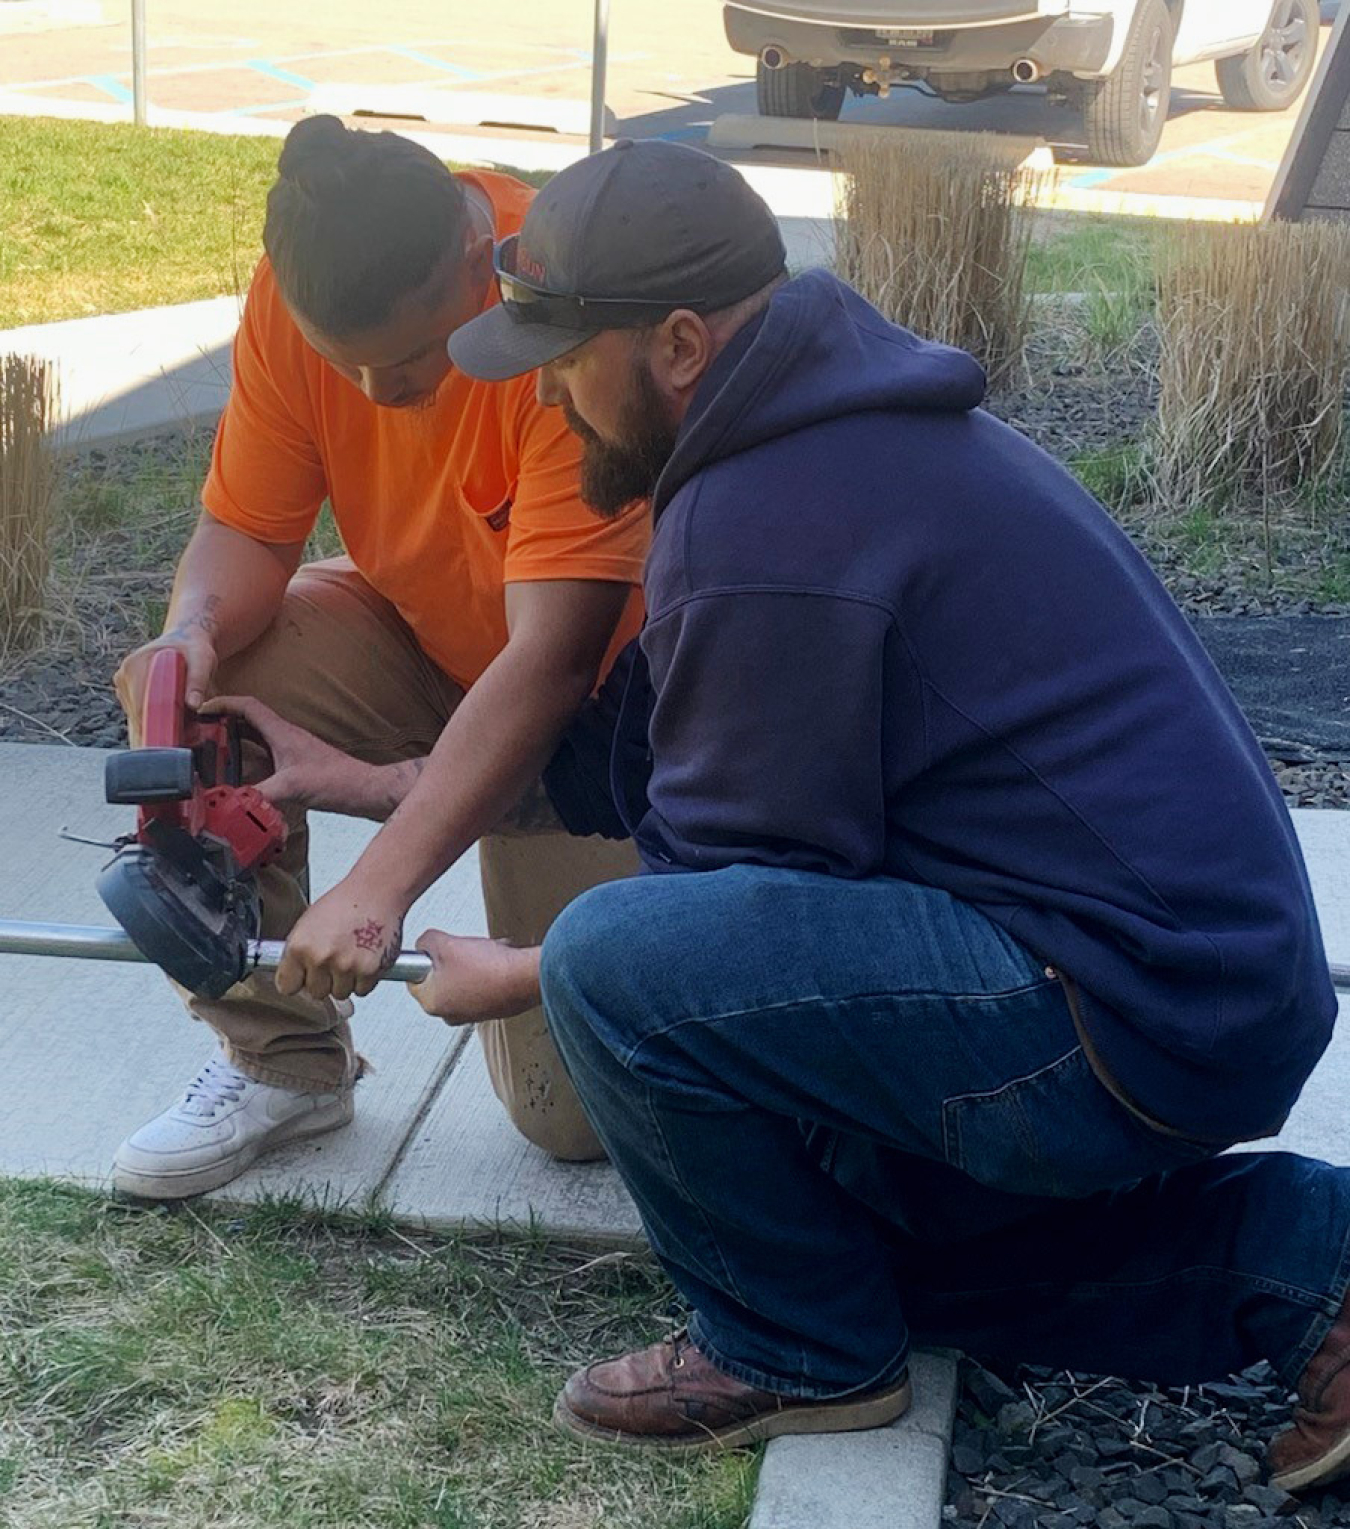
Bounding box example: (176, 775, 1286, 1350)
(541, 865, 1350, 1399)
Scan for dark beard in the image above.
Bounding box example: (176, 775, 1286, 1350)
(564, 359, 678, 519)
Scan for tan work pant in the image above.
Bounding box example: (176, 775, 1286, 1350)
(189, 558, 637, 1161)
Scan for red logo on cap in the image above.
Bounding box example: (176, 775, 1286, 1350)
(517, 247, 547, 284)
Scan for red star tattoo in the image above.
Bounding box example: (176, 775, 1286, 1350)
(352, 920, 385, 953)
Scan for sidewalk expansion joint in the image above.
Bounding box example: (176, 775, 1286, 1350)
(370, 1024, 473, 1205)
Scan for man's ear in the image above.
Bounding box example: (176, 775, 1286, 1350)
(651, 310, 715, 399)
(464, 227, 494, 283)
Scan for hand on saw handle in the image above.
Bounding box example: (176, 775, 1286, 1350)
(203, 700, 421, 1003)
(205, 696, 378, 815)
(115, 625, 218, 738)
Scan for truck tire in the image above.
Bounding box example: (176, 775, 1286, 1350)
(1215, 0, 1318, 111)
(1081, 0, 1174, 167)
(757, 59, 846, 121)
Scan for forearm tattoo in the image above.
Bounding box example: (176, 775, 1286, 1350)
(380, 924, 404, 970)
(166, 592, 223, 640)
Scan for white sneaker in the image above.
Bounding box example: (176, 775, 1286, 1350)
(112, 1048, 354, 1199)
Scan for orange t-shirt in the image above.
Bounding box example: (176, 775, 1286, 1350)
(202, 170, 647, 689)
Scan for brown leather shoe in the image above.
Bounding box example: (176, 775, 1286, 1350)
(1269, 1287, 1350, 1492)
(553, 1330, 911, 1452)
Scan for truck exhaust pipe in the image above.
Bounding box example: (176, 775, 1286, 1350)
(1011, 57, 1042, 84)
(760, 45, 789, 70)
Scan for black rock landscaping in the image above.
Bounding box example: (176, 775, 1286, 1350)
(946, 1359, 1350, 1529)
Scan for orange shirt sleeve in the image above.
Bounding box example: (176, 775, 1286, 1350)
(201, 261, 328, 545)
(501, 379, 650, 587)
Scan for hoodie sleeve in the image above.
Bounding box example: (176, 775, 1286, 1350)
(638, 590, 901, 876)
(543, 640, 652, 840)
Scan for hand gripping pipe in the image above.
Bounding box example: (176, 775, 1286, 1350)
(0, 918, 431, 984)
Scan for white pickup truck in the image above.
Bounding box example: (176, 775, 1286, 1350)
(724, 0, 1320, 164)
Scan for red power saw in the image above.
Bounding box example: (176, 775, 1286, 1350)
(94, 647, 289, 998)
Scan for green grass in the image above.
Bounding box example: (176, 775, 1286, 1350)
(0, 117, 552, 329)
(1025, 213, 1160, 296)
(1070, 434, 1350, 605)
(0, 118, 276, 326)
(0, 1179, 759, 1529)
(1, 116, 1160, 330)
(1026, 214, 1160, 363)
(1069, 441, 1151, 513)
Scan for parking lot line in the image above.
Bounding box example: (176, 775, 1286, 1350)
(243, 60, 314, 91)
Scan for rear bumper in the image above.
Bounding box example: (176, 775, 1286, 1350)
(724, 6, 1114, 76)
(726, 0, 1059, 23)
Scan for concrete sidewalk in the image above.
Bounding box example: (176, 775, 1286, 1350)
(0, 741, 639, 1236)
(2, 295, 239, 448)
(1, 739, 1349, 1527)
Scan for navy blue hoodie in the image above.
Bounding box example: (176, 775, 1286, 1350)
(546, 269, 1335, 1144)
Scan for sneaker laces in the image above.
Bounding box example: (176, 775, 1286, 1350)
(178, 1052, 252, 1118)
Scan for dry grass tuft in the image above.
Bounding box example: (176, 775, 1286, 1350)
(1153, 220, 1350, 512)
(834, 131, 1052, 384)
(0, 354, 57, 657)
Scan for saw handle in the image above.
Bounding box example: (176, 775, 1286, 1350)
(106, 649, 288, 876)
(140, 647, 241, 795)
(105, 747, 195, 804)
(140, 645, 190, 750)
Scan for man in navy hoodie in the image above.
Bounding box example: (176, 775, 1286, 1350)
(292, 139, 1348, 1485)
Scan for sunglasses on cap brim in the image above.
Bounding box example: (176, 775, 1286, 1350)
(493, 234, 705, 330)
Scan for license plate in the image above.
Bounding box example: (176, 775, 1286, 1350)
(877, 28, 936, 44)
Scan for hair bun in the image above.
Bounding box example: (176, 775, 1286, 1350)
(264, 118, 469, 336)
(277, 115, 354, 192)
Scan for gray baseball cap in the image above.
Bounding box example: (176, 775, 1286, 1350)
(448, 139, 786, 382)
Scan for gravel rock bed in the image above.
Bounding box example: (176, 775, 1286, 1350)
(0, 651, 129, 749)
(946, 1359, 1350, 1528)
(989, 325, 1160, 473)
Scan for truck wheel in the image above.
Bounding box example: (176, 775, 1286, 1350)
(757, 60, 846, 121)
(1216, 0, 1318, 111)
(1081, 0, 1173, 166)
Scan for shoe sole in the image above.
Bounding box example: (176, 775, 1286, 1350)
(111, 1093, 354, 1201)
(552, 1375, 912, 1453)
(1270, 1427, 1350, 1494)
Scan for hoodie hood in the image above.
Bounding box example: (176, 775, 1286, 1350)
(652, 268, 987, 518)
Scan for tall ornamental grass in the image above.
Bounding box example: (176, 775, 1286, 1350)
(834, 130, 1051, 384)
(1154, 220, 1350, 511)
(0, 353, 57, 656)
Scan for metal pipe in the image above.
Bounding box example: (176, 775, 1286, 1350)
(589, 0, 610, 154)
(2, 916, 1349, 996)
(0, 918, 431, 985)
(131, 0, 148, 126)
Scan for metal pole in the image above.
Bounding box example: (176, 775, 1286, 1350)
(131, 0, 148, 126)
(589, 0, 610, 153)
(0, 918, 432, 985)
(2, 913, 1349, 995)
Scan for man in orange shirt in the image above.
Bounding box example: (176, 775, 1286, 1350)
(110, 116, 646, 1198)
